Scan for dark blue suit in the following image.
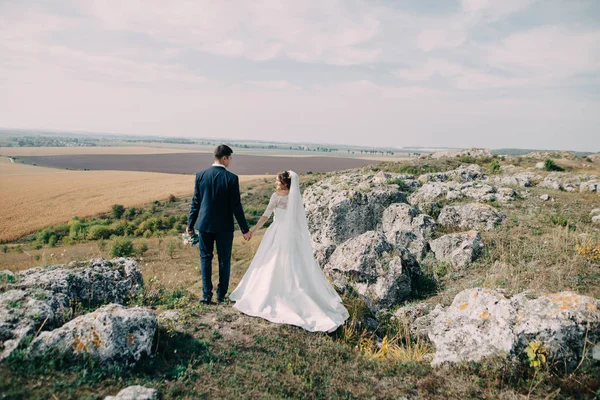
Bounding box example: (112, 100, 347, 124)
(188, 165, 249, 301)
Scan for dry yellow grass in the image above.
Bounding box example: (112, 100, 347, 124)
(0, 146, 204, 157)
(0, 158, 264, 242)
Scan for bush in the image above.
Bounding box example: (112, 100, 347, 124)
(544, 159, 564, 172)
(98, 240, 107, 251)
(48, 235, 58, 248)
(31, 242, 43, 250)
(2, 245, 8, 253)
(111, 204, 125, 219)
(168, 194, 177, 203)
(111, 237, 135, 257)
(69, 220, 86, 240)
(386, 177, 411, 191)
(86, 225, 113, 240)
(489, 160, 501, 173)
(109, 220, 128, 236)
(135, 241, 149, 256)
(167, 240, 178, 259)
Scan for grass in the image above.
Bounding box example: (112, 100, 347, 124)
(1, 160, 600, 398)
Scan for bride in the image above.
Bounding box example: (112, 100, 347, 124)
(229, 171, 349, 333)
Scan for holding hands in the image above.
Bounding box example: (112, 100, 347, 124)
(243, 231, 253, 241)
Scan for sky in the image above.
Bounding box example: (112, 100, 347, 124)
(0, 0, 599, 151)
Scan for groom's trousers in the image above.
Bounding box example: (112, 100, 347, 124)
(199, 231, 234, 301)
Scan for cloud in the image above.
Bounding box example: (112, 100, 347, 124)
(485, 26, 600, 79)
(82, 0, 383, 66)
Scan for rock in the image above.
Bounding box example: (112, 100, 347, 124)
(323, 231, 421, 309)
(593, 343, 600, 361)
(428, 288, 600, 369)
(394, 303, 445, 339)
(495, 187, 517, 202)
(491, 171, 541, 188)
(304, 174, 407, 265)
(437, 203, 505, 231)
(13, 258, 143, 306)
(592, 215, 600, 225)
(0, 258, 144, 361)
(460, 182, 496, 202)
(540, 194, 550, 201)
(447, 164, 484, 183)
(580, 180, 599, 193)
(538, 176, 562, 190)
(535, 162, 545, 170)
(105, 386, 158, 400)
(429, 231, 484, 268)
(29, 304, 156, 366)
(591, 208, 600, 217)
(381, 204, 436, 259)
(373, 171, 391, 184)
(430, 148, 493, 160)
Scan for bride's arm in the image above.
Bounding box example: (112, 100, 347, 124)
(251, 193, 276, 234)
(251, 216, 270, 234)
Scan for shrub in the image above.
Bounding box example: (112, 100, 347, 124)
(98, 240, 107, 251)
(36, 228, 53, 244)
(544, 159, 564, 172)
(31, 242, 43, 250)
(166, 240, 178, 259)
(168, 194, 177, 203)
(2, 245, 8, 253)
(69, 220, 86, 240)
(111, 204, 125, 219)
(48, 235, 58, 248)
(386, 177, 411, 191)
(109, 220, 128, 236)
(135, 241, 149, 256)
(489, 160, 501, 173)
(86, 225, 113, 240)
(111, 237, 135, 257)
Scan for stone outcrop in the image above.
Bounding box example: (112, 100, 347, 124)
(437, 203, 505, 231)
(422, 288, 600, 369)
(323, 231, 421, 309)
(28, 304, 156, 366)
(0, 258, 144, 361)
(429, 231, 484, 268)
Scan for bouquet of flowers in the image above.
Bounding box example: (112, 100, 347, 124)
(182, 231, 199, 246)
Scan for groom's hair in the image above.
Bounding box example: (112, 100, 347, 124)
(214, 144, 233, 159)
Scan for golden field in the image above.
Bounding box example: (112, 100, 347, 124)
(0, 157, 264, 242)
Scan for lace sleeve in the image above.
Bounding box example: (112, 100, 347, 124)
(262, 193, 278, 218)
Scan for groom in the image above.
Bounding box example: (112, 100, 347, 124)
(187, 144, 252, 305)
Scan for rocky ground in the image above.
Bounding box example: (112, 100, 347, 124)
(1, 149, 599, 399)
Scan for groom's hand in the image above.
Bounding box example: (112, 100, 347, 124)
(243, 231, 252, 241)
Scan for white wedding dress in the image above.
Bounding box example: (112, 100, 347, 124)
(230, 171, 349, 333)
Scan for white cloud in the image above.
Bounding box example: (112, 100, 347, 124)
(83, 0, 383, 66)
(485, 26, 600, 79)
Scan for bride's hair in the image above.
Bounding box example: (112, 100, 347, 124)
(277, 171, 292, 190)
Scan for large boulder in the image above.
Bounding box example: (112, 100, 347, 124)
(0, 258, 143, 361)
(580, 180, 599, 193)
(429, 231, 484, 268)
(381, 204, 436, 259)
(13, 258, 143, 305)
(28, 304, 156, 366)
(437, 203, 505, 231)
(105, 386, 158, 400)
(490, 171, 541, 188)
(304, 174, 407, 265)
(323, 231, 421, 309)
(427, 288, 600, 369)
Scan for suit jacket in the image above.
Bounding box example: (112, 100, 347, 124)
(187, 165, 250, 234)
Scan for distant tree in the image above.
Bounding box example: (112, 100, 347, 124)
(112, 204, 125, 219)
